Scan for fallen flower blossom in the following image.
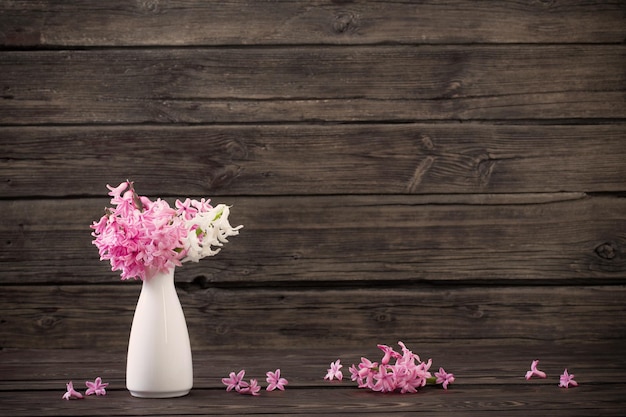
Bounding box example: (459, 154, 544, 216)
(371, 364, 395, 392)
(222, 370, 246, 392)
(62, 381, 83, 400)
(85, 377, 109, 396)
(324, 359, 343, 381)
(559, 369, 578, 388)
(239, 378, 261, 396)
(435, 367, 456, 390)
(525, 360, 547, 380)
(266, 369, 288, 391)
(377, 344, 401, 365)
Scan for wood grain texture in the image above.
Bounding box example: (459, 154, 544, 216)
(2, 385, 625, 416)
(3, 342, 626, 389)
(0, 1, 624, 415)
(2, 195, 624, 285)
(1, 285, 625, 350)
(1, 46, 624, 124)
(1, 0, 624, 47)
(2, 124, 626, 197)
(1, 345, 625, 416)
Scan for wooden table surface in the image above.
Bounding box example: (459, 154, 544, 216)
(1, 2, 624, 416)
(2, 341, 625, 416)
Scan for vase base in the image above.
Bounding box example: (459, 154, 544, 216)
(128, 389, 190, 398)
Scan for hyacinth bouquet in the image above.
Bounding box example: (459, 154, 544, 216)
(91, 180, 243, 281)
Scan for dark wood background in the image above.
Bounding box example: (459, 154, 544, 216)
(1, 0, 625, 358)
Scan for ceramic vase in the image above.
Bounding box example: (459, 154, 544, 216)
(126, 267, 193, 398)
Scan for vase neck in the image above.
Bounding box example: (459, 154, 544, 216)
(143, 267, 175, 288)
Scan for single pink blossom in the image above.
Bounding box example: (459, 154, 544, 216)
(324, 359, 343, 381)
(356, 357, 378, 378)
(396, 365, 424, 394)
(559, 369, 578, 388)
(371, 364, 395, 392)
(266, 369, 288, 391)
(175, 198, 198, 220)
(348, 364, 361, 382)
(435, 367, 455, 390)
(397, 341, 420, 366)
(85, 377, 109, 396)
(350, 358, 377, 388)
(239, 378, 261, 396)
(190, 198, 212, 212)
(377, 344, 401, 365)
(416, 358, 433, 383)
(222, 370, 246, 392)
(106, 181, 131, 202)
(525, 360, 547, 380)
(62, 381, 83, 400)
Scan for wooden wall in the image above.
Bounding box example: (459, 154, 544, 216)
(1, 1, 625, 353)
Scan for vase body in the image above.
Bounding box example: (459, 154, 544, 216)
(126, 267, 193, 398)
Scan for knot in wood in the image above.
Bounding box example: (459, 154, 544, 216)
(595, 242, 617, 260)
(333, 12, 359, 34)
(138, 0, 165, 13)
(375, 311, 392, 323)
(208, 165, 241, 190)
(476, 154, 497, 187)
(443, 80, 464, 98)
(420, 134, 435, 151)
(225, 139, 248, 159)
(36, 315, 59, 330)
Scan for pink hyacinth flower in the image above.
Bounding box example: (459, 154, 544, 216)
(559, 369, 578, 388)
(222, 370, 246, 392)
(62, 381, 83, 400)
(239, 378, 261, 396)
(175, 198, 199, 221)
(525, 360, 547, 380)
(377, 344, 401, 365)
(371, 364, 395, 392)
(324, 359, 343, 381)
(85, 377, 109, 396)
(266, 369, 288, 391)
(435, 367, 455, 390)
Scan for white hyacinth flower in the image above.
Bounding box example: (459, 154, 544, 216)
(181, 204, 243, 263)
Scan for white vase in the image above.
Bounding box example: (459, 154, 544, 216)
(126, 267, 193, 398)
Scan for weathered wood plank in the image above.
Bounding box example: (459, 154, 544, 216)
(1, 285, 624, 350)
(1, 46, 624, 124)
(1, 0, 624, 47)
(2, 194, 624, 285)
(2, 124, 626, 197)
(3, 341, 626, 390)
(3, 94, 624, 125)
(2, 385, 625, 416)
(1, 344, 625, 417)
(2, 343, 625, 415)
(1, 2, 623, 416)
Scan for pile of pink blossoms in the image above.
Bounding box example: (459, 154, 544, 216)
(91, 181, 242, 280)
(326, 341, 455, 393)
